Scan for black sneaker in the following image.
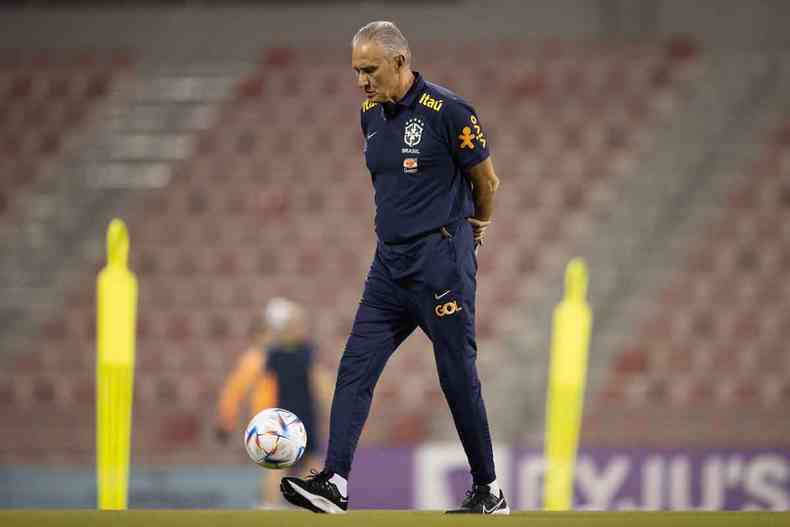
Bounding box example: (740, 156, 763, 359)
(446, 485, 510, 514)
(281, 469, 348, 513)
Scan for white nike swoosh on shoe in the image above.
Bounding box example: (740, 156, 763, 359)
(482, 496, 506, 514)
(434, 290, 451, 300)
(285, 480, 347, 514)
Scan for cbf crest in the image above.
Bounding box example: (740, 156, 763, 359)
(404, 118, 424, 147)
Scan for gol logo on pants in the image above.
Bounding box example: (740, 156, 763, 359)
(435, 300, 463, 318)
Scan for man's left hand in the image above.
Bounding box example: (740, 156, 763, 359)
(468, 217, 492, 247)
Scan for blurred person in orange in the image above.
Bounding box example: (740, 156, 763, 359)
(216, 297, 333, 508)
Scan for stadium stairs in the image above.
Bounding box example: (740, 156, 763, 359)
(581, 51, 785, 422)
(0, 52, 133, 360)
(0, 57, 245, 464)
(585, 54, 790, 447)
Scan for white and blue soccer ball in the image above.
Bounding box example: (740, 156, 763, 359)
(244, 408, 307, 469)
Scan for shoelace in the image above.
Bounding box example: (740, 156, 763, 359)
(307, 469, 333, 485)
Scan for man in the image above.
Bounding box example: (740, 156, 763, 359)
(281, 21, 507, 514)
(216, 298, 332, 508)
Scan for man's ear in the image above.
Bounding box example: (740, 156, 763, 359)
(395, 54, 405, 71)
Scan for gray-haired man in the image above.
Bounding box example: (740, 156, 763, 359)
(281, 21, 507, 515)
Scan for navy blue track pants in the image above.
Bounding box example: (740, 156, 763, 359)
(324, 220, 496, 485)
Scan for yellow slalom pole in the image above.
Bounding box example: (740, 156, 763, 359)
(96, 219, 138, 510)
(543, 258, 593, 511)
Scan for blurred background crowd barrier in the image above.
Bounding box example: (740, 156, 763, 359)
(0, 0, 788, 510)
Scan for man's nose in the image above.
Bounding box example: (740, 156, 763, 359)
(357, 72, 369, 88)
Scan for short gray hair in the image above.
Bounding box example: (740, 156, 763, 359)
(352, 21, 412, 66)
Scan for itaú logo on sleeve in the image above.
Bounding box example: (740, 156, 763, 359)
(435, 300, 463, 317)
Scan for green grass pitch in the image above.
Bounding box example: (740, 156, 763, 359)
(1, 511, 788, 527)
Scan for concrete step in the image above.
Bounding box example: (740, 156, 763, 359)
(0, 65, 250, 360)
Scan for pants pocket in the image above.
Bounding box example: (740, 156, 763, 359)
(425, 235, 461, 294)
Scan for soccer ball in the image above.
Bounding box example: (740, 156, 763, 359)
(244, 408, 307, 469)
